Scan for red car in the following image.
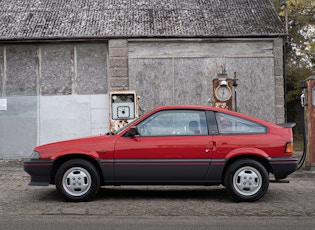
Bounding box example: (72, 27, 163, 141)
(24, 105, 297, 202)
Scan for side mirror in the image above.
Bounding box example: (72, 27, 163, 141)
(129, 126, 139, 137)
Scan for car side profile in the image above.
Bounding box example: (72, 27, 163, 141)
(24, 105, 298, 202)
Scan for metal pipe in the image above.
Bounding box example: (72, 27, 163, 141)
(233, 72, 238, 112)
(281, 1, 289, 45)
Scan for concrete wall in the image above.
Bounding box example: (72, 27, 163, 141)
(0, 38, 285, 159)
(127, 39, 284, 123)
(0, 43, 109, 159)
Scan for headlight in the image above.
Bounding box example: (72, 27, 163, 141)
(30, 151, 40, 160)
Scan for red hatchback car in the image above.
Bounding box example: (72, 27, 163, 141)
(24, 105, 297, 202)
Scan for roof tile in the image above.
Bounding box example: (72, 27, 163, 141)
(0, 0, 285, 40)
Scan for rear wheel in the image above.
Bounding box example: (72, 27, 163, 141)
(55, 159, 100, 202)
(224, 159, 269, 202)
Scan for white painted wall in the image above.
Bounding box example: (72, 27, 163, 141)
(0, 96, 38, 159)
(0, 94, 109, 159)
(39, 94, 109, 145)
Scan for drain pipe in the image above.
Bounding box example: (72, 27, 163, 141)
(281, 1, 289, 122)
(281, 1, 289, 45)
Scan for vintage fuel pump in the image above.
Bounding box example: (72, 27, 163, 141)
(300, 76, 315, 170)
(212, 69, 238, 111)
(109, 90, 139, 132)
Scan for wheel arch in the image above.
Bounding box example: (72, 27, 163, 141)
(50, 154, 104, 186)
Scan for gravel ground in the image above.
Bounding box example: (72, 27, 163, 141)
(1, 160, 315, 218)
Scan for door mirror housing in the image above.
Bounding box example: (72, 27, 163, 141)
(129, 126, 139, 137)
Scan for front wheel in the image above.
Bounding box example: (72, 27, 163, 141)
(55, 159, 100, 202)
(224, 159, 269, 202)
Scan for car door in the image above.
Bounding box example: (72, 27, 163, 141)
(114, 109, 214, 183)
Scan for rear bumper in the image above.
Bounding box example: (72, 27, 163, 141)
(24, 160, 54, 186)
(269, 157, 298, 180)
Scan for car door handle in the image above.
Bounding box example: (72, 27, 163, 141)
(207, 141, 216, 151)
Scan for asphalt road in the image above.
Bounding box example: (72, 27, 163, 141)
(1, 160, 315, 229)
(1, 216, 315, 230)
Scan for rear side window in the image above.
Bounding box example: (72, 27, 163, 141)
(215, 112, 267, 134)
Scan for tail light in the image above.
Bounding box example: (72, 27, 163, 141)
(285, 142, 294, 153)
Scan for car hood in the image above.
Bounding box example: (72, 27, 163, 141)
(34, 134, 118, 159)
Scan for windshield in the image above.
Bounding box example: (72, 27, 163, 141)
(113, 117, 141, 134)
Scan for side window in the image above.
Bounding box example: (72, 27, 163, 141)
(215, 112, 267, 134)
(137, 110, 208, 136)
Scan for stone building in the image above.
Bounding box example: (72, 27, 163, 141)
(0, 0, 286, 159)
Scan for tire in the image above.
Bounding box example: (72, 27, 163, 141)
(55, 159, 100, 202)
(224, 159, 269, 202)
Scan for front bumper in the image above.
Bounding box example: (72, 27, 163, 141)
(24, 160, 54, 186)
(269, 157, 298, 180)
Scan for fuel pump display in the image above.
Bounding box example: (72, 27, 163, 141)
(111, 94, 135, 120)
(110, 90, 139, 132)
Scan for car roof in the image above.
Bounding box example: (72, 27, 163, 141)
(151, 105, 275, 126)
(153, 105, 240, 114)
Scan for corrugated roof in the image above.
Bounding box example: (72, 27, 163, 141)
(0, 0, 285, 41)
